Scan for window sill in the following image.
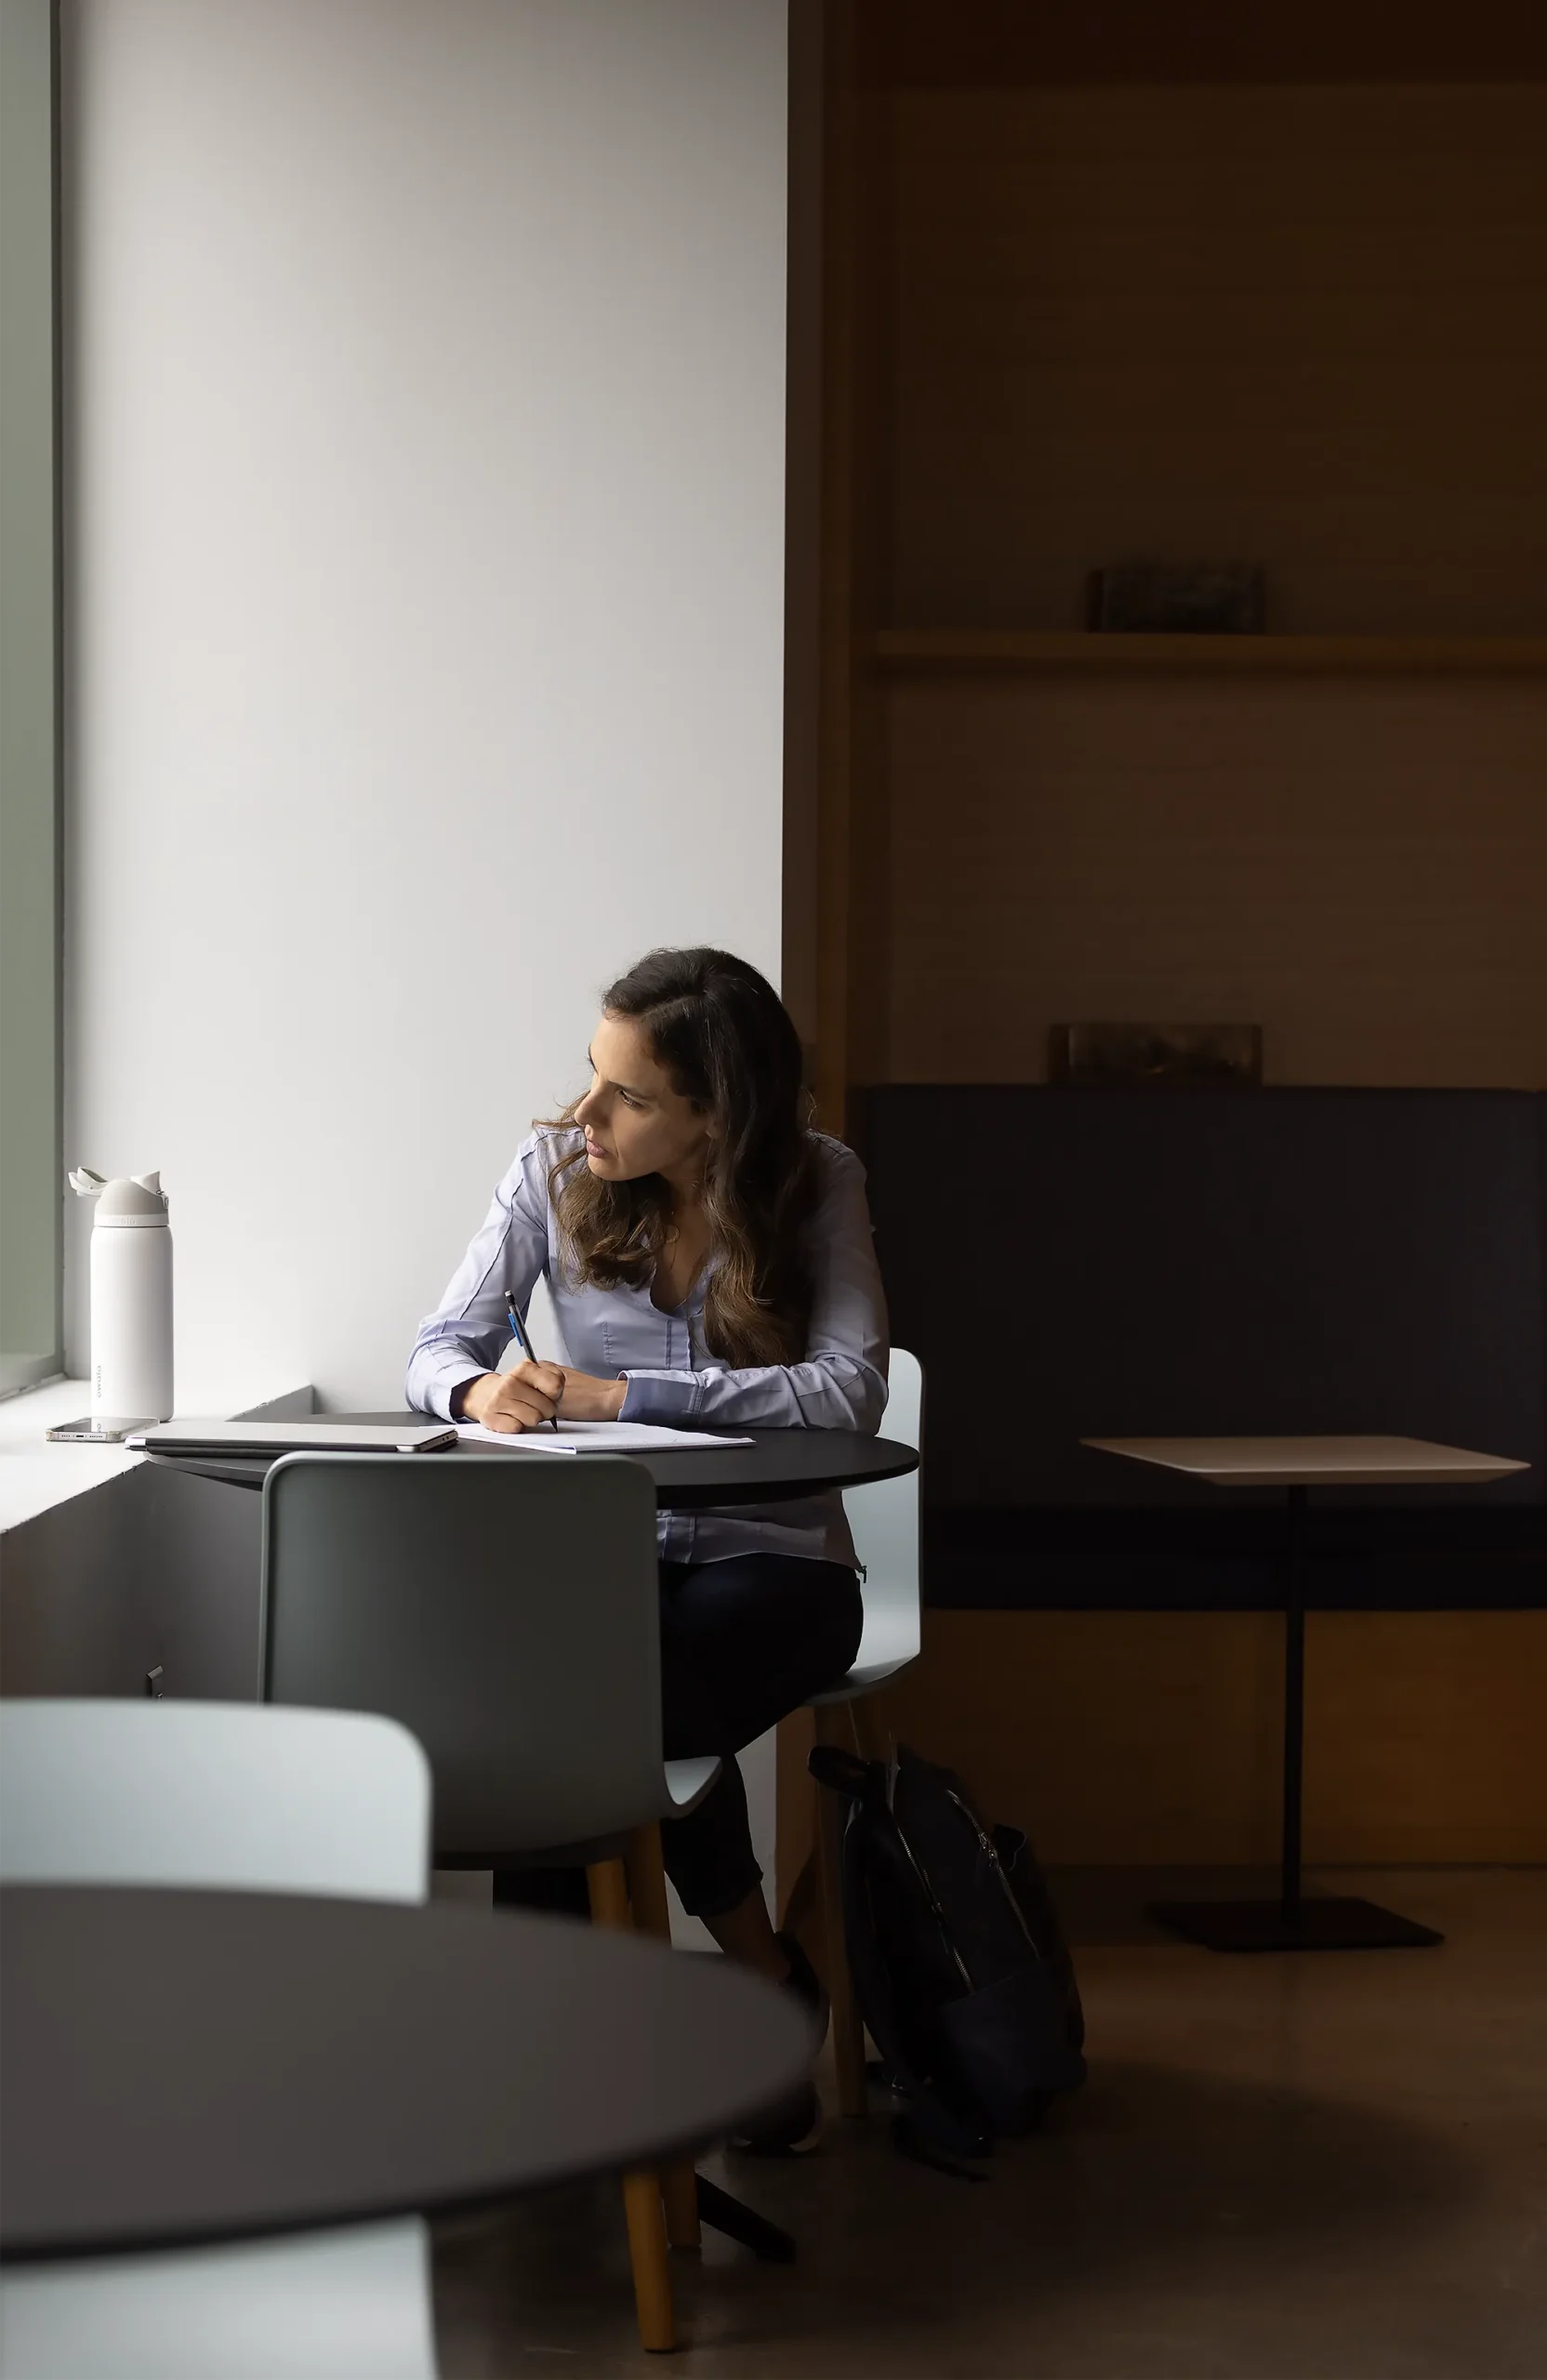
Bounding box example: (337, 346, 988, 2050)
(0, 1382, 313, 1534)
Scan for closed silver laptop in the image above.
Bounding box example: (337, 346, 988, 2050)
(131, 1421, 456, 1456)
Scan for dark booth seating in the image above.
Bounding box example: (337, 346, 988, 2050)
(858, 1088, 1546, 1612)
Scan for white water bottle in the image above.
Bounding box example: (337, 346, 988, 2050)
(70, 1168, 175, 1421)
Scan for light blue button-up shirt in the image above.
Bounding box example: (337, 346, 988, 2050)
(406, 1128, 890, 1567)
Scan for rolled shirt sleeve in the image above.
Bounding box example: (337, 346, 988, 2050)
(618, 1139, 890, 1432)
(404, 1137, 552, 1420)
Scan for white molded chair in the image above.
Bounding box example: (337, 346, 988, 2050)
(805, 1347, 924, 2117)
(0, 1699, 430, 1904)
(815, 1346, 924, 1703)
(0, 1699, 437, 2380)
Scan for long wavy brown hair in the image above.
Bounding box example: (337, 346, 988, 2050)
(540, 948, 820, 1367)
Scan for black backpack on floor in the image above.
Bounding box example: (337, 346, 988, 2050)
(809, 1740, 1086, 2164)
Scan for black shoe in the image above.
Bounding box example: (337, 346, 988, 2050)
(729, 1933, 828, 2157)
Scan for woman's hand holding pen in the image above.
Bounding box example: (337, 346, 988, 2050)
(456, 1364, 626, 1430)
(458, 1363, 566, 1435)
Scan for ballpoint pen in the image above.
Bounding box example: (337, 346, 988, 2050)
(504, 1291, 562, 1432)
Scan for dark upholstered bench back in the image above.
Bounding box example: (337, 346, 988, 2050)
(859, 1088, 1545, 1607)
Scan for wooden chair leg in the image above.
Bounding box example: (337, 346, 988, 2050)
(586, 1859, 677, 2351)
(625, 1826, 702, 2253)
(813, 1705, 868, 2118)
(848, 1693, 888, 1767)
(618, 2172, 675, 2354)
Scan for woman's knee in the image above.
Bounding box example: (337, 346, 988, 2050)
(787, 1560, 864, 1687)
(659, 1554, 865, 1743)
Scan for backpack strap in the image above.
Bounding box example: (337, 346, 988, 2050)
(810, 1748, 993, 2166)
(806, 1742, 875, 1803)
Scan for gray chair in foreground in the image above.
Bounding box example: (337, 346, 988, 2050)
(260, 1453, 720, 2356)
(0, 1699, 436, 2380)
(805, 1347, 925, 2117)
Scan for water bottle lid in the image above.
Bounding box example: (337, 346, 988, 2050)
(71, 1168, 168, 1223)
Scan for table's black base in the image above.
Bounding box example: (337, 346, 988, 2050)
(1148, 1895, 1444, 1952)
(694, 2176, 795, 2263)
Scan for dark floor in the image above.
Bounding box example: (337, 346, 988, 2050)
(432, 1867, 1547, 2378)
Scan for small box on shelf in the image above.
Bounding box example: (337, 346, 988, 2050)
(1051, 1023, 1263, 1088)
(1089, 563, 1266, 634)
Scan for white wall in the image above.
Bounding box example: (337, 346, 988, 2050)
(0, 0, 62, 1390)
(62, 0, 788, 1410)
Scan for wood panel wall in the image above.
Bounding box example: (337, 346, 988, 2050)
(858, 1610, 1547, 1867)
(883, 673, 1547, 1084)
(883, 86, 1547, 636)
(780, 14, 1547, 1883)
(799, 74, 1547, 1098)
(864, 80, 1547, 1093)
(855, 0, 1547, 93)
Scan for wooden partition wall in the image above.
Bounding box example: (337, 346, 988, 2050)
(777, 0, 1547, 1896)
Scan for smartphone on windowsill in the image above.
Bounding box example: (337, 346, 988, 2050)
(46, 1417, 157, 1443)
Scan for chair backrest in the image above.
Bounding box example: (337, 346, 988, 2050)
(842, 1347, 923, 1653)
(0, 1701, 430, 1904)
(260, 1452, 667, 1862)
(0, 2219, 438, 2380)
(0, 1700, 436, 2371)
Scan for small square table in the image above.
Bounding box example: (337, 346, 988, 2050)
(1082, 1435, 1529, 1952)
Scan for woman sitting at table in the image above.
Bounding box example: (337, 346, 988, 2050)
(406, 945, 889, 2151)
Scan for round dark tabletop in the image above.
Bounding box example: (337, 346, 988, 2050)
(148, 1421, 919, 1508)
(0, 1886, 810, 2263)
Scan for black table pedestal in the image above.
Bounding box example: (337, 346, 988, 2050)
(1149, 1488, 1444, 1954)
(694, 2177, 794, 2264)
(1148, 1894, 1444, 1952)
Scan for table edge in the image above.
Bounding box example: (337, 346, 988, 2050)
(1082, 1437, 1529, 1487)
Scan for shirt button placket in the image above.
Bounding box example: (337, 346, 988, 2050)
(672, 1312, 694, 1563)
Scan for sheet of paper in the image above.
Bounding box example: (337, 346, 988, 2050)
(456, 1419, 754, 1453)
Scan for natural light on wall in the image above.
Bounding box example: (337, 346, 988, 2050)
(0, 0, 62, 1396)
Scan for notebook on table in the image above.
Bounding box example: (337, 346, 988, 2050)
(455, 1420, 754, 1454)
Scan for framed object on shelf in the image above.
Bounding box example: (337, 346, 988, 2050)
(1090, 564, 1265, 634)
(1051, 1023, 1263, 1087)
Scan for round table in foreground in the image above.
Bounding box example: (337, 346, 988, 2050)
(147, 1421, 920, 1507)
(0, 1887, 810, 2262)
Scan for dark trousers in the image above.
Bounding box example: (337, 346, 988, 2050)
(658, 1552, 864, 1919)
(494, 1553, 863, 1924)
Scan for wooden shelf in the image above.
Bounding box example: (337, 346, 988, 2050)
(870, 632, 1547, 675)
